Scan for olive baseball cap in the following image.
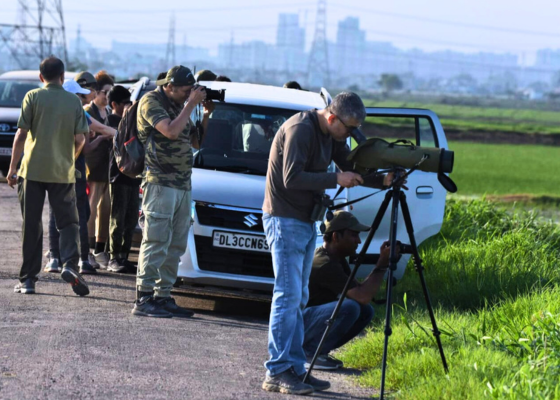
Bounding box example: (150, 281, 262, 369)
(156, 65, 196, 86)
(74, 71, 96, 87)
(323, 211, 370, 234)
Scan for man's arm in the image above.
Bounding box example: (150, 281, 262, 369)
(90, 118, 116, 138)
(346, 241, 397, 305)
(155, 87, 206, 140)
(74, 133, 86, 159)
(6, 128, 28, 188)
(191, 100, 215, 149)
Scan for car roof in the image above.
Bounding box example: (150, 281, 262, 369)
(0, 70, 78, 81)
(198, 81, 327, 110)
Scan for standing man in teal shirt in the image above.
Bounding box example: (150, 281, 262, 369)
(7, 56, 91, 297)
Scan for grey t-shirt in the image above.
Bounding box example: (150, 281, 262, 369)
(262, 110, 353, 222)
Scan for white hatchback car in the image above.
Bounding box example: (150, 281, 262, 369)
(129, 79, 450, 291)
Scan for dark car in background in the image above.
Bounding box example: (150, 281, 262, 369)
(0, 70, 77, 176)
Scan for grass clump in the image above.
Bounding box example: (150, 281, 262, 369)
(338, 198, 560, 399)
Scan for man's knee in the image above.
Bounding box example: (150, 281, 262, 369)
(340, 299, 362, 323)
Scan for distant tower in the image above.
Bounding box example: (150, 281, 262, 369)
(307, 0, 330, 88)
(228, 30, 235, 68)
(166, 13, 176, 67)
(76, 24, 82, 55)
(1, 0, 68, 68)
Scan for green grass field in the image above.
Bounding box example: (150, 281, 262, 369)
(363, 100, 560, 135)
(338, 199, 560, 399)
(449, 141, 560, 197)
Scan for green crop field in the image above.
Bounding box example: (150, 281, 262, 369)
(448, 141, 560, 197)
(338, 198, 560, 399)
(363, 100, 560, 135)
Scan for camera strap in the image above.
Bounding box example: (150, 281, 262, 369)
(329, 188, 385, 211)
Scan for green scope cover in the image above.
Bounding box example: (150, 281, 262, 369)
(347, 138, 448, 174)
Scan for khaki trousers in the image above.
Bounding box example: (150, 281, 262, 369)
(87, 180, 110, 243)
(136, 183, 192, 298)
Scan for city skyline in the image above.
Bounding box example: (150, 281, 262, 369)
(2, 0, 560, 66)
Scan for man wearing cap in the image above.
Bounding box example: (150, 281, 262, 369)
(132, 65, 211, 318)
(303, 211, 398, 370)
(261, 92, 393, 395)
(6, 56, 90, 296)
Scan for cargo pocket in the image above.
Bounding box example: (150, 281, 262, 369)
(143, 210, 171, 244)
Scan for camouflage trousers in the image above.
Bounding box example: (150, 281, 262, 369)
(136, 183, 192, 298)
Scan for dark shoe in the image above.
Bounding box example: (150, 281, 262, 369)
(131, 296, 172, 318)
(14, 279, 35, 294)
(154, 296, 194, 318)
(299, 372, 331, 391)
(262, 367, 314, 395)
(107, 258, 126, 273)
(79, 260, 98, 275)
(60, 267, 90, 297)
(44, 258, 61, 273)
(122, 259, 137, 274)
(305, 354, 343, 370)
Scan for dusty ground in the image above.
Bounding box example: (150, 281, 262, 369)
(0, 182, 376, 400)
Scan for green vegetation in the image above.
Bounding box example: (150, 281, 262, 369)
(449, 141, 560, 197)
(338, 199, 560, 399)
(363, 100, 560, 135)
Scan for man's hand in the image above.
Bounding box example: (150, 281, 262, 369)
(6, 169, 17, 188)
(376, 240, 400, 270)
(186, 86, 207, 107)
(203, 100, 215, 116)
(337, 171, 363, 188)
(383, 171, 408, 190)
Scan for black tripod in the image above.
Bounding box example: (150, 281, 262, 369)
(304, 170, 449, 399)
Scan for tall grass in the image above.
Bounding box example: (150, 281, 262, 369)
(338, 198, 560, 399)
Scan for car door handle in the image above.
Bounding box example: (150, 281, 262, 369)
(416, 186, 433, 196)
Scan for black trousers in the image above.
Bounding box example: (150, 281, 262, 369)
(109, 183, 140, 260)
(48, 180, 90, 262)
(17, 178, 80, 282)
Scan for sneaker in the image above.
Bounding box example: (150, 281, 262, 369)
(88, 253, 101, 269)
(298, 372, 330, 391)
(122, 259, 137, 273)
(44, 258, 61, 273)
(131, 297, 172, 318)
(60, 267, 90, 297)
(154, 296, 194, 318)
(93, 251, 109, 268)
(14, 279, 35, 294)
(79, 260, 97, 275)
(305, 354, 343, 370)
(107, 258, 126, 273)
(262, 367, 314, 395)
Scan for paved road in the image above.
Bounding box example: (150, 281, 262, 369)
(0, 182, 375, 400)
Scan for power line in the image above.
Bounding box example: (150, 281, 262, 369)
(329, 2, 560, 39)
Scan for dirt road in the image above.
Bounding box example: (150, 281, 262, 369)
(0, 182, 374, 400)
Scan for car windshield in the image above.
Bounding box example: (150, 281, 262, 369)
(0, 80, 42, 107)
(194, 103, 300, 176)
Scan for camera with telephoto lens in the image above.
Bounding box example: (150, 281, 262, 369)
(310, 193, 334, 222)
(194, 84, 226, 102)
(396, 241, 413, 254)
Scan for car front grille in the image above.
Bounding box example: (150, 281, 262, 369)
(195, 202, 264, 233)
(194, 235, 273, 278)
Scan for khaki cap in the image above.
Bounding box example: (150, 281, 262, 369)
(323, 211, 370, 234)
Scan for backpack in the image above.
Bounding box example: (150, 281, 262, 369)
(113, 90, 171, 178)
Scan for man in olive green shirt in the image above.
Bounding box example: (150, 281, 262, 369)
(7, 56, 91, 297)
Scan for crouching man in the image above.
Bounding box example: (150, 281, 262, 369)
(303, 211, 399, 369)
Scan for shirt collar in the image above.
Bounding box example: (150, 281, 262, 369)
(45, 82, 63, 89)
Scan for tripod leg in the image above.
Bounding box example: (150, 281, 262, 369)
(379, 188, 402, 400)
(304, 190, 394, 383)
(399, 192, 449, 373)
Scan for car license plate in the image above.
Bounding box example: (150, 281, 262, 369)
(0, 147, 11, 156)
(212, 231, 270, 253)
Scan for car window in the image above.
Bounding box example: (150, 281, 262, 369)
(363, 115, 438, 147)
(0, 80, 42, 107)
(195, 103, 299, 176)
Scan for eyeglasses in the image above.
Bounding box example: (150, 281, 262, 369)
(100, 89, 109, 95)
(335, 115, 361, 134)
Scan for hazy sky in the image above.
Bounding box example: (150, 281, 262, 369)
(2, 0, 560, 64)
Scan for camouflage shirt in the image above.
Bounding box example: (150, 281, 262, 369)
(137, 88, 194, 190)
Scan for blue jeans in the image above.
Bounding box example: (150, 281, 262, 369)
(303, 299, 374, 357)
(263, 213, 317, 376)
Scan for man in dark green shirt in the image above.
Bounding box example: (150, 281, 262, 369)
(303, 211, 398, 370)
(7, 56, 90, 297)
